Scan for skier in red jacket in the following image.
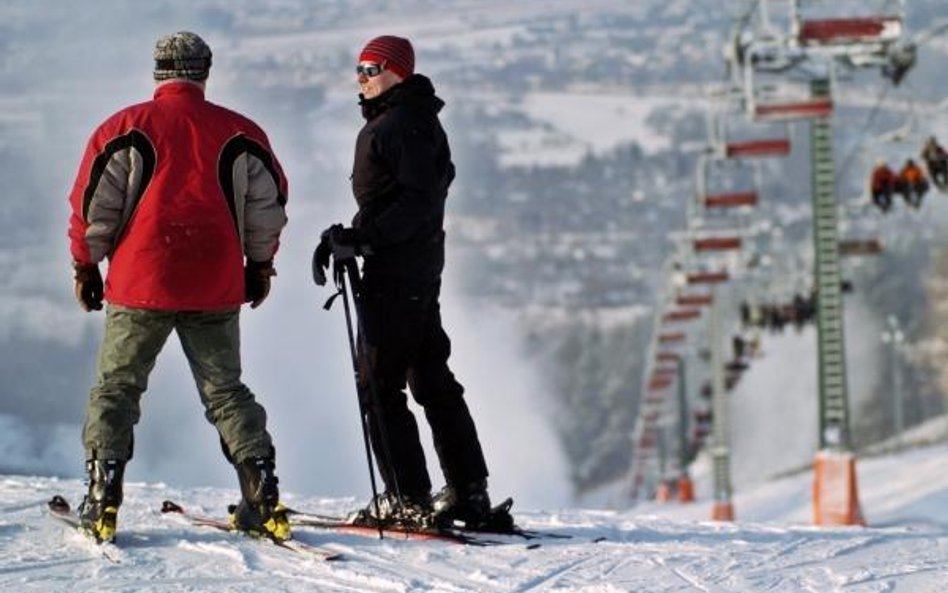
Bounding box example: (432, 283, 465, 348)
(67, 32, 290, 543)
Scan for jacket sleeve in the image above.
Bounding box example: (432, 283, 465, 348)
(359, 119, 444, 247)
(67, 123, 145, 265)
(241, 133, 288, 263)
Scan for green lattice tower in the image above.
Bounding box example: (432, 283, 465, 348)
(675, 358, 690, 475)
(810, 77, 853, 451)
(709, 287, 733, 505)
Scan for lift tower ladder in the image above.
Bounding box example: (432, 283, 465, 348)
(809, 77, 852, 451)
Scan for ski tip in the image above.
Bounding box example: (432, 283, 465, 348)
(160, 500, 184, 514)
(48, 494, 70, 513)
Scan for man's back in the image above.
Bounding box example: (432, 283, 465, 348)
(68, 81, 287, 310)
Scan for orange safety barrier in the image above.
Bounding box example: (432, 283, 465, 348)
(711, 500, 735, 521)
(678, 476, 695, 503)
(813, 450, 865, 526)
(655, 482, 673, 503)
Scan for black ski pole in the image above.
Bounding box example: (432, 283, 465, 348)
(338, 257, 407, 514)
(320, 251, 404, 536)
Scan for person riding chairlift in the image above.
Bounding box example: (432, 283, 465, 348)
(921, 136, 948, 189)
(870, 160, 896, 213)
(897, 158, 929, 209)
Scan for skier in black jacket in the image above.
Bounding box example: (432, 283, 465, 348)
(314, 35, 493, 529)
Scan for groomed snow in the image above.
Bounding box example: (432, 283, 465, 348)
(2, 439, 946, 592)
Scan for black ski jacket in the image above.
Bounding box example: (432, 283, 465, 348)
(351, 74, 456, 284)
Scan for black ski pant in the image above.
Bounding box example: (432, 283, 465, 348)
(356, 276, 488, 498)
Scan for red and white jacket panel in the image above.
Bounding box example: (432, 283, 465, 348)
(67, 82, 288, 310)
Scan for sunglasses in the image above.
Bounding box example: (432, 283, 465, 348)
(356, 62, 385, 78)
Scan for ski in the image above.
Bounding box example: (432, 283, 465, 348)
(159, 500, 343, 561)
(284, 511, 496, 546)
(46, 495, 122, 563)
(286, 497, 571, 546)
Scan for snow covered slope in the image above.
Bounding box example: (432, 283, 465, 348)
(2, 442, 946, 592)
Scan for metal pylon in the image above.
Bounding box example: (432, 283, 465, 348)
(709, 286, 734, 518)
(809, 77, 852, 451)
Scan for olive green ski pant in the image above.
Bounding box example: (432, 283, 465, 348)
(82, 305, 273, 464)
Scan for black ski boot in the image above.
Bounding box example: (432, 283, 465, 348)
(77, 458, 125, 543)
(432, 479, 492, 529)
(351, 491, 435, 528)
(230, 455, 291, 541)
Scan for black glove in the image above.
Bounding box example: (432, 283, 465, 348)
(327, 225, 370, 259)
(73, 262, 103, 312)
(245, 259, 276, 309)
(312, 225, 339, 287)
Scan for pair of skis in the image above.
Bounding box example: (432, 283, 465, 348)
(46, 495, 341, 562)
(48, 494, 573, 563)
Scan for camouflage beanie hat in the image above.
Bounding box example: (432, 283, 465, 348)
(153, 31, 212, 81)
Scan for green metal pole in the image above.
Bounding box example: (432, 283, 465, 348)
(710, 286, 733, 512)
(676, 358, 690, 474)
(809, 77, 853, 452)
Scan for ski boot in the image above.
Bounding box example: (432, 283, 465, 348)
(432, 479, 496, 530)
(230, 455, 291, 541)
(77, 458, 125, 543)
(351, 491, 435, 529)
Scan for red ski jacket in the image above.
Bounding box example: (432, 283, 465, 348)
(67, 82, 288, 310)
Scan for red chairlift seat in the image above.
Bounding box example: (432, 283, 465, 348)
(648, 377, 673, 391)
(694, 237, 742, 252)
(658, 332, 686, 343)
(662, 309, 702, 322)
(652, 367, 678, 378)
(650, 374, 675, 386)
(676, 293, 713, 307)
(839, 239, 883, 256)
(798, 16, 901, 46)
(755, 98, 833, 121)
(656, 351, 681, 362)
(704, 192, 759, 208)
(725, 138, 791, 159)
(686, 271, 729, 285)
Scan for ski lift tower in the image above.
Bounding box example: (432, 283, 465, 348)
(741, 0, 910, 526)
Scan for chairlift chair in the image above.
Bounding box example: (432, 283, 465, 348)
(658, 332, 687, 344)
(694, 236, 743, 252)
(686, 270, 730, 285)
(662, 309, 703, 323)
(707, 84, 793, 159)
(676, 293, 714, 307)
(704, 191, 760, 209)
(839, 238, 884, 256)
(793, 0, 905, 51)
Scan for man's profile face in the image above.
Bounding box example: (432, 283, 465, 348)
(357, 61, 401, 99)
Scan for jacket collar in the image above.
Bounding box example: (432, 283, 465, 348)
(154, 80, 206, 101)
(359, 74, 443, 121)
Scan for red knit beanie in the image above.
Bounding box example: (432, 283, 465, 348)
(359, 36, 414, 80)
